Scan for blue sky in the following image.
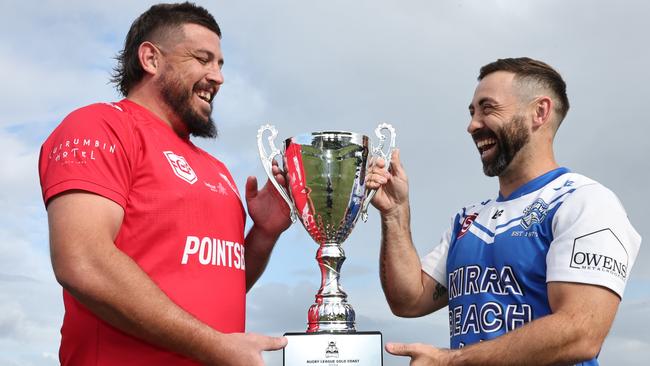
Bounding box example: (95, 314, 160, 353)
(1, 1, 648, 365)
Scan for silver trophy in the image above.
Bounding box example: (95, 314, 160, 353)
(257, 124, 395, 351)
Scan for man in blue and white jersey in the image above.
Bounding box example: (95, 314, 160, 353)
(367, 57, 641, 365)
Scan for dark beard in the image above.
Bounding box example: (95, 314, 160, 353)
(159, 70, 218, 138)
(482, 114, 530, 177)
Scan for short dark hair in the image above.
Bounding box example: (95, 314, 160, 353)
(478, 57, 570, 124)
(111, 2, 221, 96)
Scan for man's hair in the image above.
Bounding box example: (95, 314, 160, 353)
(478, 57, 570, 125)
(111, 2, 221, 96)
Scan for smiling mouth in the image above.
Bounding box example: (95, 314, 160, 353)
(196, 90, 212, 104)
(476, 137, 497, 157)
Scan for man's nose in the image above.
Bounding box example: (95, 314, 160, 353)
(206, 67, 224, 86)
(467, 116, 483, 135)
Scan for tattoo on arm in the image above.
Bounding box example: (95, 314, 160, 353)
(432, 283, 447, 302)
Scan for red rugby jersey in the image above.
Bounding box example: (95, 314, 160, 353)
(39, 100, 246, 365)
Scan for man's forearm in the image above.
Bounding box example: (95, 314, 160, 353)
(379, 203, 428, 315)
(448, 312, 602, 366)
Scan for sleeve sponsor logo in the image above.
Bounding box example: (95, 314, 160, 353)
(163, 151, 198, 184)
(520, 198, 549, 230)
(570, 228, 629, 280)
(48, 138, 117, 164)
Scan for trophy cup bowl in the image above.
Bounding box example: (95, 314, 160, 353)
(257, 123, 395, 364)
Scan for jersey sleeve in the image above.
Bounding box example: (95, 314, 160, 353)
(421, 215, 455, 287)
(547, 183, 641, 298)
(38, 103, 135, 208)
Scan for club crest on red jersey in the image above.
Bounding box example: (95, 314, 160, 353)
(457, 213, 478, 239)
(163, 151, 197, 184)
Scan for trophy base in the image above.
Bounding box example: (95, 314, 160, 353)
(283, 331, 383, 366)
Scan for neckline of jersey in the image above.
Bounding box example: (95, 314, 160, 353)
(118, 99, 193, 143)
(496, 167, 570, 202)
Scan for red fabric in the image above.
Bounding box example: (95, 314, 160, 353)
(39, 100, 246, 365)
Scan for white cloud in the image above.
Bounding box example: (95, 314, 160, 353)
(0, 130, 41, 203)
(0, 127, 61, 361)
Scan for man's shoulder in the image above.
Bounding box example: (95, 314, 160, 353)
(456, 198, 495, 217)
(67, 101, 129, 119)
(546, 171, 598, 190)
(42, 101, 140, 153)
(52, 101, 141, 138)
(539, 170, 633, 229)
(453, 171, 604, 213)
(541, 171, 611, 202)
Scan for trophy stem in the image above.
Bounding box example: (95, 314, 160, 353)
(307, 242, 356, 333)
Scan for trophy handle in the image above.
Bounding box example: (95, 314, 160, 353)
(257, 124, 298, 223)
(361, 122, 396, 222)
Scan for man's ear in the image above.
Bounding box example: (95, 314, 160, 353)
(532, 96, 553, 129)
(138, 41, 161, 75)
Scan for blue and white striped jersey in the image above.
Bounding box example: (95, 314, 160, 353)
(421, 167, 641, 364)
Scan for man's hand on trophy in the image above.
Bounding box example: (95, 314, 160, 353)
(212, 332, 287, 366)
(385, 342, 455, 366)
(366, 149, 409, 216)
(246, 160, 292, 236)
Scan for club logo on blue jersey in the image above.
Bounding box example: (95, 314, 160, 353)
(520, 198, 549, 230)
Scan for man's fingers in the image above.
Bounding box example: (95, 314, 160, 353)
(366, 171, 390, 191)
(273, 173, 286, 186)
(385, 342, 414, 356)
(245, 176, 258, 200)
(369, 149, 404, 178)
(270, 163, 287, 186)
(260, 335, 288, 351)
(367, 158, 391, 182)
(370, 156, 386, 170)
(389, 149, 404, 176)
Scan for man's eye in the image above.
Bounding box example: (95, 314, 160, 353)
(196, 57, 208, 65)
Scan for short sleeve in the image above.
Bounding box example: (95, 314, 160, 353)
(546, 183, 641, 298)
(38, 103, 135, 208)
(421, 216, 454, 287)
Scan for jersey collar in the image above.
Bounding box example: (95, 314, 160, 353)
(119, 99, 193, 143)
(496, 167, 570, 202)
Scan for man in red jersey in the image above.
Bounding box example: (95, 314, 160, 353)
(38, 3, 290, 365)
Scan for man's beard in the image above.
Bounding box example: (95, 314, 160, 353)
(480, 114, 530, 177)
(159, 70, 218, 138)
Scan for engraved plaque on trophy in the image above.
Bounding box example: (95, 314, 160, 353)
(257, 124, 396, 366)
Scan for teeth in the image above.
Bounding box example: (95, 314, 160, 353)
(196, 90, 212, 102)
(476, 138, 496, 149)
